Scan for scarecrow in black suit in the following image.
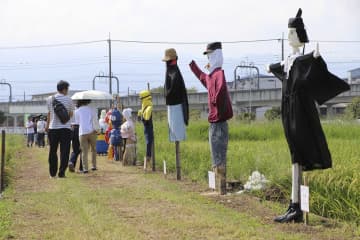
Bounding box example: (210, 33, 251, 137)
(267, 8, 350, 223)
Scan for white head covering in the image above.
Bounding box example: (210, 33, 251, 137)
(100, 109, 107, 119)
(208, 49, 223, 73)
(122, 108, 132, 121)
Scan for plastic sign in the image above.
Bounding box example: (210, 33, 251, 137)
(208, 171, 216, 189)
(300, 185, 310, 212)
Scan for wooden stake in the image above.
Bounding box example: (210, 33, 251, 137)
(151, 139, 155, 172)
(175, 141, 181, 180)
(1, 130, 5, 193)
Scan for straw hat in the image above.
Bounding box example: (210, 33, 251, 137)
(162, 48, 177, 62)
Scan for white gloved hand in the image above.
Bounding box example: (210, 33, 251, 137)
(313, 42, 320, 58)
(266, 64, 271, 73)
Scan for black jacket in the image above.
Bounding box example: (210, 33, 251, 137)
(270, 52, 350, 171)
(164, 64, 189, 125)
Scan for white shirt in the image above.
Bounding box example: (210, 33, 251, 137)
(37, 120, 46, 133)
(26, 121, 34, 134)
(75, 105, 98, 136)
(121, 120, 136, 141)
(47, 93, 74, 129)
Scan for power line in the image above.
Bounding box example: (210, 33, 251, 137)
(112, 39, 281, 45)
(1, 38, 360, 50)
(0, 40, 106, 50)
(310, 40, 360, 43)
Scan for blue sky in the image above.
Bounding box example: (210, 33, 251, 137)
(0, 0, 359, 101)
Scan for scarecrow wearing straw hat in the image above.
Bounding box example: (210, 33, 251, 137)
(162, 48, 189, 180)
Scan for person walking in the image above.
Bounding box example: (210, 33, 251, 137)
(68, 104, 83, 172)
(189, 42, 233, 195)
(75, 99, 99, 174)
(46, 80, 74, 178)
(25, 116, 35, 147)
(36, 116, 46, 148)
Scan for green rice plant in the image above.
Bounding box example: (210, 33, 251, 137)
(136, 119, 360, 223)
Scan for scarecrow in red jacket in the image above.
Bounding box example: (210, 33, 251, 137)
(189, 42, 233, 195)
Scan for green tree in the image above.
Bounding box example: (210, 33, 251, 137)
(345, 97, 360, 119)
(237, 112, 256, 121)
(151, 86, 198, 94)
(265, 107, 281, 121)
(150, 86, 164, 94)
(0, 111, 6, 125)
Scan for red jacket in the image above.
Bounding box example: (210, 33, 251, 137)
(189, 61, 233, 123)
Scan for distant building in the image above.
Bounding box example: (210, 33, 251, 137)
(348, 67, 360, 84)
(227, 74, 282, 90)
(31, 90, 85, 101)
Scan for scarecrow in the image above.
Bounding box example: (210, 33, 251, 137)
(267, 8, 350, 223)
(162, 48, 189, 180)
(189, 42, 233, 195)
(138, 90, 154, 171)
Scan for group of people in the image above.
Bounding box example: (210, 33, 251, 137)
(43, 80, 137, 177)
(25, 115, 46, 147)
(28, 8, 350, 224)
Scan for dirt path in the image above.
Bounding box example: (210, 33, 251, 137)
(6, 147, 359, 240)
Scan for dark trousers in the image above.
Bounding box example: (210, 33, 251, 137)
(37, 133, 45, 147)
(48, 128, 72, 177)
(69, 126, 83, 171)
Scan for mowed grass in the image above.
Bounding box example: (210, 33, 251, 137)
(0, 134, 24, 238)
(135, 119, 360, 225)
(1, 141, 348, 239)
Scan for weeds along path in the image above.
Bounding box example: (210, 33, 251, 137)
(7, 147, 358, 240)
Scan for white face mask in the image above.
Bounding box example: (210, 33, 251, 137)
(207, 49, 223, 73)
(288, 28, 304, 48)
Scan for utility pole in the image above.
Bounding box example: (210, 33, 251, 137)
(108, 33, 112, 94)
(127, 87, 130, 106)
(281, 32, 285, 61)
(0, 79, 12, 103)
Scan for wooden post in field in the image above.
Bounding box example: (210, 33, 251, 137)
(175, 141, 181, 180)
(1, 130, 5, 193)
(303, 174, 309, 225)
(151, 138, 155, 172)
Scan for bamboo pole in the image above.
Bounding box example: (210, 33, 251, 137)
(175, 141, 181, 180)
(1, 130, 5, 193)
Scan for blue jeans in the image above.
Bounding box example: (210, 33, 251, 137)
(209, 121, 229, 167)
(27, 133, 34, 146)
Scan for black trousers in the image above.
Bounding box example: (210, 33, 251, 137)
(69, 126, 83, 170)
(48, 128, 72, 177)
(37, 133, 45, 147)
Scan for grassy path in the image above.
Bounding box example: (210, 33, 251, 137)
(1, 146, 358, 240)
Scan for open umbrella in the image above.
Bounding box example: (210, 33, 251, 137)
(71, 90, 113, 100)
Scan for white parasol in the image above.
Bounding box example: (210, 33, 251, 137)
(71, 90, 113, 100)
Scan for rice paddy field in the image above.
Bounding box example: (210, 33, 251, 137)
(136, 119, 360, 224)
